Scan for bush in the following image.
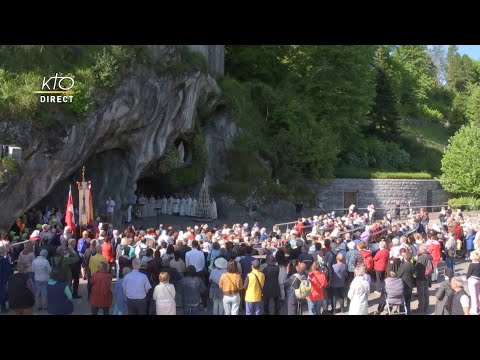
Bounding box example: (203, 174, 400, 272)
(0, 157, 20, 183)
(364, 138, 410, 171)
(166, 131, 207, 189)
(441, 123, 480, 196)
(419, 104, 444, 122)
(335, 166, 432, 179)
(448, 197, 480, 211)
(63, 80, 94, 118)
(0, 69, 40, 119)
(345, 152, 369, 168)
(0, 45, 137, 125)
(92, 48, 119, 89)
(157, 144, 180, 174)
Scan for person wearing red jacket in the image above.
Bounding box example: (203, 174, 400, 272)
(101, 238, 115, 268)
(428, 238, 442, 282)
(373, 240, 389, 294)
(295, 219, 304, 236)
(90, 261, 113, 315)
(307, 261, 328, 315)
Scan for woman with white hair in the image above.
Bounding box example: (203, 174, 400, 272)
(466, 250, 480, 315)
(60, 226, 72, 248)
(373, 241, 389, 294)
(31, 249, 52, 311)
(389, 238, 401, 259)
(348, 265, 370, 315)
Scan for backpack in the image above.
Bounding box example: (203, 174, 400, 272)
(360, 250, 374, 271)
(424, 257, 434, 277)
(138, 245, 148, 258)
(319, 263, 330, 283)
(294, 274, 312, 299)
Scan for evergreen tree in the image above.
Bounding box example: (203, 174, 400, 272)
(367, 47, 401, 140)
(445, 46, 476, 92)
(430, 45, 447, 86)
(393, 45, 438, 119)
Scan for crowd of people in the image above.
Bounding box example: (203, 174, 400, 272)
(0, 203, 479, 315)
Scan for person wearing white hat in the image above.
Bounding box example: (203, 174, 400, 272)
(345, 241, 359, 301)
(29, 230, 41, 241)
(209, 257, 228, 315)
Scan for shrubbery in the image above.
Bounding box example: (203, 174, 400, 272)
(0, 157, 19, 183)
(0, 45, 138, 123)
(335, 166, 432, 179)
(344, 138, 410, 171)
(441, 123, 480, 196)
(448, 197, 480, 211)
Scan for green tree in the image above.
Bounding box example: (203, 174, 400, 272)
(291, 45, 376, 151)
(466, 83, 480, 126)
(392, 45, 439, 119)
(225, 45, 292, 86)
(367, 46, 400, 140)
(429, 45, 447, 86)
(440, 123, 480, 195)
(446, 46, 476, 92)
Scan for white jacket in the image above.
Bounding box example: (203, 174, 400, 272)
(348, 276, 370, 315)
(31, 256, 52, 282)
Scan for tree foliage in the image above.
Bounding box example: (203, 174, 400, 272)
(223, 45, 376, 183)
(367, 46, 401, 140)
(441, 123, 480, 196)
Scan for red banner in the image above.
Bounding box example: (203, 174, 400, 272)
(65, 185, 76, 233)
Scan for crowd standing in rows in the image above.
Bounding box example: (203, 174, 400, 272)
(0, 203, 479, 315)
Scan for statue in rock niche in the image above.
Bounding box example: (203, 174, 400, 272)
(178, 141, 185, 163)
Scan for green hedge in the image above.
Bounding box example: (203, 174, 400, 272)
(335, 166, 432, 179)
(448, 197, 480, 211)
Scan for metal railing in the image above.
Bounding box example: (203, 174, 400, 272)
(307, 203, 480, 218)
(312, 204, 449, 214)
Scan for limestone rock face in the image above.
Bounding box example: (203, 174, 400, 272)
(205, 107, 238, 184)
(0, 48, 222, 230)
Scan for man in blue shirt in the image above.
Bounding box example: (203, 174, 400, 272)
(122, 258, 152, 315)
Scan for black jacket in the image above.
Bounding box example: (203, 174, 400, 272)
(262, 264, 280, 298)
(396, 260, 415, 289)
(415, 252, 433, 281)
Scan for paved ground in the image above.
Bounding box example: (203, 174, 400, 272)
(3, 211, 477, 315)
(0, 258, 470, 316)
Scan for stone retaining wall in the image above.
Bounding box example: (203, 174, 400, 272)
(305, 178, 450, 215)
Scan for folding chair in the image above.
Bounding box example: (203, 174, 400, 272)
(385, 295, 408, 315)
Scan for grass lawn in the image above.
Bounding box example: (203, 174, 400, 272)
(401, 120, 452, 153)
(334, 166, 432, 179)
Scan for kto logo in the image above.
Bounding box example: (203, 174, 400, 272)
(34, 73, 75, 103)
